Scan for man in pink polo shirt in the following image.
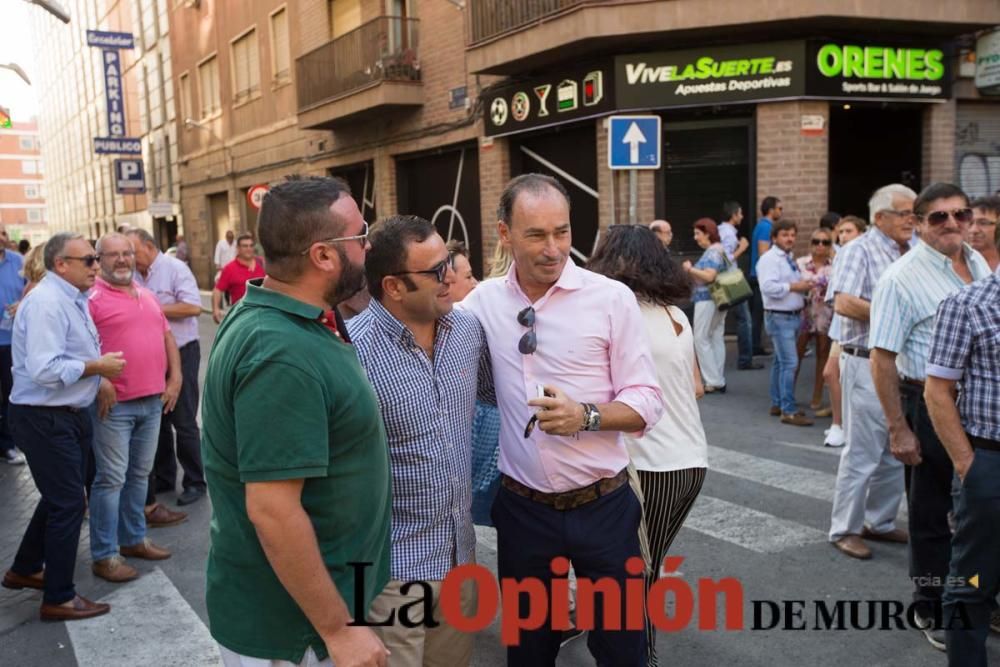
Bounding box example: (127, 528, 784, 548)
(461, 174, 664, 665)
(212, 232, 265, 323)
(88, 233, 182, 583)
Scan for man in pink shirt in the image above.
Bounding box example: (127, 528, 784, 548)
(88, 233, 182, 583)
(461, 174, 664, 665)
(212, 232, 265, 323)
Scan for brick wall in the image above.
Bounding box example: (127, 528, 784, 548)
(478, 135, 511, 272)
(922, 99, 956, 187)
(756, 100, 830, 254)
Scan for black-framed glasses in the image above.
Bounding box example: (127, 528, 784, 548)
(389, 255, 454, 284)
(517, 306, 536, 355)
(301, 221, 370, 254)
(971, 217, 997, 228)
(920, 208, 974, 226)
(811, 239, 832, 246)
(62, 255, 99, 267)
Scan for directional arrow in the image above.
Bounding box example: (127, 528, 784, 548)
(622, 121, 647, 165)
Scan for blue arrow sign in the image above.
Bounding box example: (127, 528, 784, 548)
(608, 115, 661, 170)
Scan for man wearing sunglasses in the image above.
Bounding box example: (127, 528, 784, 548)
(870, 182, 992, 652)
(461, 173, 663, 665)
(349, 215, 491, 667)
(3, 232, 127, 621)
(201, 177, 390, 667)
(966, 196, 999, 273)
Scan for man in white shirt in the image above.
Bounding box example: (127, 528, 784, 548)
(719, 201, 762, 370)
(213, 230, 236, 282)
(756, 219, 815, 426)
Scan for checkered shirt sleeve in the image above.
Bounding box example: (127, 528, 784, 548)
(926, 293, 972, 381)
(828, 240, 869, 299)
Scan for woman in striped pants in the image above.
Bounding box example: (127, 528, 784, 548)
(589, 225, 708, 667)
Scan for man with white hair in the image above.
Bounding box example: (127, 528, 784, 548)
(649, 219, 672, 249)
(827, 184, 916, 562)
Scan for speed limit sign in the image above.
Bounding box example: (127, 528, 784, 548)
(247, 184, 270, 210)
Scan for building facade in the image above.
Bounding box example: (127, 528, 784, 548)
(29, 0, 181, 246)
(0, 119, 48, 246)
(168, 0, 1000, 286)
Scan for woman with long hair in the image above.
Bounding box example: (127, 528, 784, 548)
(682, 218, 728, 392)
(795, 227, 835, 415)
(821, 215, 867, 447)
(588, 224, 707, 667)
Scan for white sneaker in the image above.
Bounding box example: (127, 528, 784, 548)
(2, 449, 25, 465)
(824, 425, 846, 448)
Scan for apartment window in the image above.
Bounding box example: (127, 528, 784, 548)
(21, 160, 37, 175)
(329, 0, 361, 39)
(27, 209, 43, 223)
(270, 8, 290, 81)
(231, 29, 260, 104)
(19, 136, 34, 151)
(24, 184, 40, 199)
(198, 55, 221, 118)
(179, 72, 193, 121)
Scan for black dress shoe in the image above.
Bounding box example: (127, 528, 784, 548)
(177, 486, 206, 506)
(738, 362, 765, 370)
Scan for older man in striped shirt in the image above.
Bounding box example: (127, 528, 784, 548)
(350, 215, 492, 667)
(870, 182, 991, 651)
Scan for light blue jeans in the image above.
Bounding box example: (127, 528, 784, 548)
(89, 395, 162, 560)
(764, 311, 801, 415)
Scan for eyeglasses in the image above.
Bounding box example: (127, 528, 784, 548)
(971, 217, 998, 228)
(389, 255, 454, 284)
(919, 208, 974, 226)
(882, 209, 914, 219)
(61, 255, 99, 267)
(99, 251, 135, 260)
(517, 306, 536, 355)
(301, 221, 369, 254)
(811, 239, 832, 246)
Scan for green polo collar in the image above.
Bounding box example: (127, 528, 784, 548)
(241, 279, 324, 321)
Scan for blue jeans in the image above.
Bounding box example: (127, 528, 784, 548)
(944, 445, 1000, 667)
(89, 395, 162, 560)
(764, 311, 801, 414)
(732, 300, 753, 367)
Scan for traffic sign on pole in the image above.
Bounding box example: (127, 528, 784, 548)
(608, 115, 661, 170)
(247, 184, 270, 210)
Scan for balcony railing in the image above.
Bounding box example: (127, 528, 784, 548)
(296, 16, 420, 111)
(468, 0, 586, 44)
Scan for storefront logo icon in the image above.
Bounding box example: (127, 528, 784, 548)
(557, 80, 579, 112)
(511, 92, 531, 122)
(583, 71, 604, 106)
(534, 85, 552, 117)
(490, 97, 509, 126)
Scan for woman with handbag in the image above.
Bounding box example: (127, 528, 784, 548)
(588, 225, 707, 667)
(683, 218, 729, 393)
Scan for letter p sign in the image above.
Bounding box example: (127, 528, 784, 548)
(114, 158, 146, 195)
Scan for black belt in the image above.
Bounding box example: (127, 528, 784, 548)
(842, 346, 870, 359)
(900, 377, 925, 389)
(766, 309, 802, 316)
(22, 404, 82, 413)
(969, 435, 1000, 452)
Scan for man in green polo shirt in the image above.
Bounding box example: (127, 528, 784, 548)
(201, 176, 391, 667)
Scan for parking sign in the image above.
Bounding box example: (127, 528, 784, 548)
(114, 159, 146, 194)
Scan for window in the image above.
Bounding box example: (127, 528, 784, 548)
(21, 160, 37, 175)
(270, 8, 290, 81)
(179, 72, 193, 121)
(231, 29, 260, 104)
(198, 55, 221, 118)
(19, 136, 34, 151)
(27, 209, 43, 223)
(24, 184, 40, 199)
(329, 0, 361, 39)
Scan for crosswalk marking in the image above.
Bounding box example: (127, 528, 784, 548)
(66, 567, 221, 667)
(707, 445, 837, 503)
(680, 496, 830, 554)
(774, 439, 844, 457)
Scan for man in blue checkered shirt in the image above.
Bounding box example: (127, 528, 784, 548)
(349, 215, 492, 667)
(925, 269, 1000, 666)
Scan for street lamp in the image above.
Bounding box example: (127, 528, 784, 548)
(0, 63, 31, 86)
(26, 0, 71, 24)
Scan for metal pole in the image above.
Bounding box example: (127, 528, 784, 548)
(628, 169, 637, 225)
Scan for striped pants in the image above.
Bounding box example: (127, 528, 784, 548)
(636, 467, 707, 667)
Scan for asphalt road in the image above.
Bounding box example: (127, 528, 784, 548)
(1, 304, 996, 666)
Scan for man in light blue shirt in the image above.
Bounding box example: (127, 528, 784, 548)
(2, 232, 126, 622)
(870, 182, 991, 651)
(749, 195, 782, 355)
(128, 228, 206, 515)
(0, 224, 25, 465)
(756, 219, 814, 426)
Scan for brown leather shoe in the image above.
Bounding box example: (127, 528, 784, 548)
(2, 569, 44, 591)
(92, 556, 139, 583)
(862, 526, 909, 544)
(769, 406, 781, 417)
(144, 503, 187, 528)
(120, 538, 171, 561)
(781, 413, 814, 426)
(833, 535, 872, 560)
(40, 595, 110, 622)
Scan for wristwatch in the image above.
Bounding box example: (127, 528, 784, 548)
(580, 403, 602, 432)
